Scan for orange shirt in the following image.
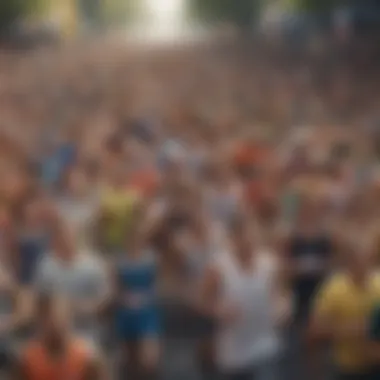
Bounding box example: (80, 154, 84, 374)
(22, 340, 89, 380)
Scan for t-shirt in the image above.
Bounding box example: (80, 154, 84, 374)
(34, 252, 109, 340)
(100, 187, 140, 251)
(313, 272, 380, 372)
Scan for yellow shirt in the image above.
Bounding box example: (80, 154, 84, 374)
(314, 272, 380, 372)
(100, 187, 140, 250)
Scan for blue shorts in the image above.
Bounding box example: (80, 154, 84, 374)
(115, 308, 160, 342)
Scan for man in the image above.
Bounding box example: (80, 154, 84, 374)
(12, 293, 106, 380)
(33, 222, 109, 351)
(198, 212, 290, 380)
(308, 239, 380, 380)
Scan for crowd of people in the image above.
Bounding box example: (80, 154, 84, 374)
(1, 34, 380, 380)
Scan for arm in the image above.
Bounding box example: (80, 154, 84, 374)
(97, 263, 118, 319)
(271, 253, 292, 328)
(8, 286, 34, 333)
(196, 265, 221, 319)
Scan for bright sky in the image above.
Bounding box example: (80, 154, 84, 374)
(144, 0, 186, 39)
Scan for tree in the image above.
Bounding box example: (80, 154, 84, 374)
(190, 0, 261, 30)
(0, 0, 46, 32)
(290, 0, 344, 12)
(0, 0, 24, 31)
(101, 0, 142, 27)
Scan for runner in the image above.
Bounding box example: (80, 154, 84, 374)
(33, 222, 109, 352)
(112, 204, 160, 380)
(308, 239, 380, 380)
(57, 168, 99, 249)
(13, 293, 106, 380)
(0, 261, 32, 374)
(16, 198, 48, 286)
(98, 168, 140, 256)
(286, 200, 333, 323)
(199, 212, 290, 380)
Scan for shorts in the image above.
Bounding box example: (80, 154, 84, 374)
(115, 308, 160, 342)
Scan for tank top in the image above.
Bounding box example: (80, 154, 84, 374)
(117, 251, 157, 312)
(215, 251, 279, 371)
(22, 340, 89, 380)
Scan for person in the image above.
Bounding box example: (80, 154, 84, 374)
(56, 167, 99, 249)
(199, 212, 290, 380)
(98, 168, 140, 256)
(172, 206, 224, 380)
(0, 260, 33, 374)
(16, 198, 48, 286)
(33, 221, 109, 352)
(308, 239, 380, 380)
(286, 200, 334, 324)
(112, 203, 160, 380)
(12, 293, 106, 380)
(205, 156, 242, 226)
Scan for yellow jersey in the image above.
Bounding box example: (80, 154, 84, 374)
(100, 187, 140, 251)
(314, 272, 380, 372)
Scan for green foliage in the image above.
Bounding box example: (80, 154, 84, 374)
(101, 0, 141, 26)
(190, 0, 261, 29)
(0, 0, 24, 29)
(291, 0, 343, 12)
(0, 0, 47, 31)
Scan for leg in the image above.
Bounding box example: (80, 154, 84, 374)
(222, 368, 256, 380)
(138, 337, 161, 380)
(118, 342, 140, 380)
(198, 337, 217, 380)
